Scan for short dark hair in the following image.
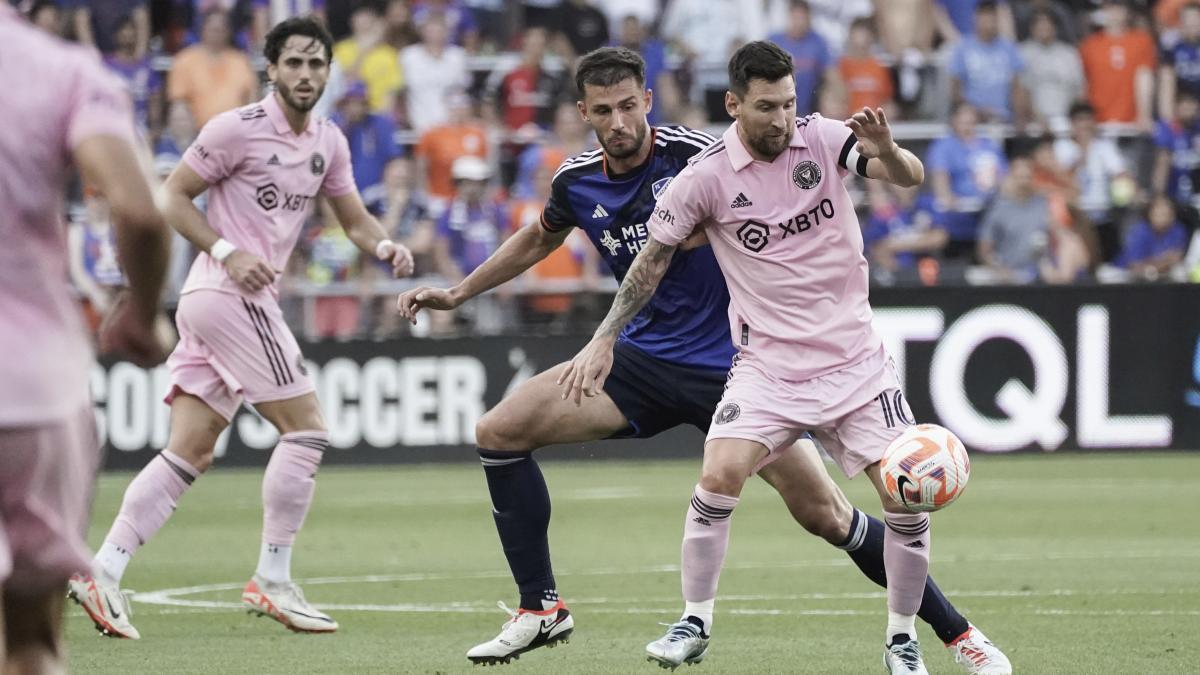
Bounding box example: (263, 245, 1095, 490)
(976, 0, 999, 13)
(1069, 101, 1095, 119)
(728, 41, 794, 98)
(264, 15, 334, 65)
(575, 47, 645, 96)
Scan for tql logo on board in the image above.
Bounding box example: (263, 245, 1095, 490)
(874, 304, 1173, 453)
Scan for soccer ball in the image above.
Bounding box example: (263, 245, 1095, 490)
(881, 424, 970, 513)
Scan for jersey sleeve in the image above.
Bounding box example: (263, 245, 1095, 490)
(182, 111, 245, 184)
(811, 114, 870, 179)
(540, 166, 578, 233)
(646, 163, 710, 246)
(321, 125, 358, 197)
(66, 58, 136, 151)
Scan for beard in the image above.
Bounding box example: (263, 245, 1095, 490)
(599, 123, 648, 160)
(746, 129, 790, 160)
(277, 80, 324, 113)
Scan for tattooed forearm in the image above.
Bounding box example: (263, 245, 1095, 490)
(595, 236, 678, 338)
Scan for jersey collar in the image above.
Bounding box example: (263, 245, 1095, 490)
(722, 120, 807, 171)
(263, 91, 313, 136)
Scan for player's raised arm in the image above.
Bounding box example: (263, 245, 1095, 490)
(557, 234, 679, 405)
(844, 106, 925, 188)
(397, 221, 571, 322)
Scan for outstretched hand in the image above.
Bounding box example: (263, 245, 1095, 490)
(395, 286, 460, 324)
(557, 336, 616, 405)
(845, 107, 898, 159)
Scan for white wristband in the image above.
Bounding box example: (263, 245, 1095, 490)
(375, 239, 394, 258)
(210, 238, 237, 263)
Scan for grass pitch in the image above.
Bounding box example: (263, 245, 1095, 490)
(68, 453, 1200, 674)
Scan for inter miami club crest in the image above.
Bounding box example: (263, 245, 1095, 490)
(310, 152, 325, 176)
(715, 402, 741, 425)
(793, 160, 822, 189)
(736, 220, 770, 253)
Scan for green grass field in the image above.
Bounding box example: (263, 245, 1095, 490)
(67, 453, 1200, 674)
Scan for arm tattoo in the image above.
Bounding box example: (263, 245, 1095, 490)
(596, 236, 678, 338)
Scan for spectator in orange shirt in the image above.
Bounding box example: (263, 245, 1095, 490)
(1079, 0, 1156, 128)
(509, 157, 598, 322)
(167, 8, 258, 128)
(839, 18, 895, 117)
(415, 92, 489, 211)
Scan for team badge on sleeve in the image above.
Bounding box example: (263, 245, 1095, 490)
(793, 161, 822, 190)
(715, 402, 741, 425)
(310, 153, 325, 176)
(652, 176, 673, 199)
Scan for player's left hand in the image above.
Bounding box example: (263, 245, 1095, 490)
(377, 240, 415, 278)
(557, 335, 616, 406)
(98, 292, 177, 368)
(845, 107, 898, 159)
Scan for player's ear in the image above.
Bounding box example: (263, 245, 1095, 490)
(725, 90, 739, 120)
(266, 61, 277, 85)
(644, 87, 653, 115)
(576, 100, 588, 123)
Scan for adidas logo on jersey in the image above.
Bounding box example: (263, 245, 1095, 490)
(592, 204, 609, 219)
(267, 154, 281, 166)
(730, 192, 752, 208)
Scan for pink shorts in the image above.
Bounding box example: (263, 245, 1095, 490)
(707, 347, 914, 478)
(166, 290, 314, 421)
(0, 405, 99, 589)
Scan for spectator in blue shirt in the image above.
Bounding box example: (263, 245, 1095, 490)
(67, 0, 148, 57)
(767, 0, 840, 115)
(1117, 196, 1188, 279)
(1159, 3, 1200, 124)
(926, 102, 1008, 250)
(863, 182, 949, 283)
(333, 82, 403, 196)
(615, 14, 678, 125)
(934, 0, 1014, 42)
(103, 13, 162, 138)
(948, 0, 1027, 123)
(1153, 89, 1200, 226)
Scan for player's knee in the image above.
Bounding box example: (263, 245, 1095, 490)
(794, 496, 852, 544)
(475, 408, 535, 451)
(698, 464, 748, 498)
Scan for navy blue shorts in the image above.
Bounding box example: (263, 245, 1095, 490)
(603, 340, 729, 439)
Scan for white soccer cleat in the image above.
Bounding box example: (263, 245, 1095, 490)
(67, 572, 140, 640)
(947, 624, 1012, 674)
(466, 600, 573, 665)
(241, 575, 337, 633)
(884, 635, 930, 675)
(645, 619, 709, 670)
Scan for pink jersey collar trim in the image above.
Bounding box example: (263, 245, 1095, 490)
(262, 92, 313, 136)
(722, 121, 808, 171)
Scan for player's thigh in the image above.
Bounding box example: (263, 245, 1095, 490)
(756, 438, 853, 541)
(165, 393, 231, 471)
(697, 437, 770, 497)
(0, 406, 97, 592)
(254, 391, 326, 435)
(476, 362, 628, 451)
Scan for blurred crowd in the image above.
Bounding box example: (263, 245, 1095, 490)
(25, 0, 1200, 340)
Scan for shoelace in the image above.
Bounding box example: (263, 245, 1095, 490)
(891, 640, 923, 669)
(658, 621, 701, 643)
(954, 641, 989, 666)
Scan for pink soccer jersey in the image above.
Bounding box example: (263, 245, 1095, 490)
(0, 6, 136, 425)
(180, 93, 356, 299)
(647, 114, 881, 382)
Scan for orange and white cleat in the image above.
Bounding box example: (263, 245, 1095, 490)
(466, 600, 573, 665)
(241, 575, 338, 633)
(67, 573, 140, 639)
(947, 624, 1012, 674)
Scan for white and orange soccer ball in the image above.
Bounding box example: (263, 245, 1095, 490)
(881, 424, 970, 513)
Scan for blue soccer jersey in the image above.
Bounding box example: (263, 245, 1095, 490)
(541, 126, 735, 372)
